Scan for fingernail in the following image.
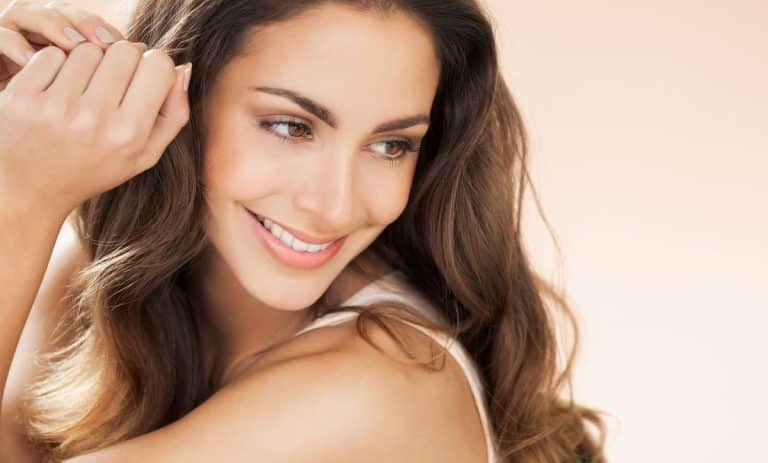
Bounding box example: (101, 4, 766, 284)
(183, 63, 192, 92)
(64, 26, 87, 43)
(95, 26, 116, 44)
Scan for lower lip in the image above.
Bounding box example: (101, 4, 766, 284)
(245, 207, 346, 270)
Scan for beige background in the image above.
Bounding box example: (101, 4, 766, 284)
(2, 0, 766, 461)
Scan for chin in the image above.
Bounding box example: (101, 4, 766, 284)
(236, 264, 337, 312)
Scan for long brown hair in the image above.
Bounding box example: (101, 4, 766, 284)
(21, 1, 608, 461)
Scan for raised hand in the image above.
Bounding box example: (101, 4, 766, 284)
(0, 1, 192, 218)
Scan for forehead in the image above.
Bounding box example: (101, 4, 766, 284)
(217, 3, 440, 122)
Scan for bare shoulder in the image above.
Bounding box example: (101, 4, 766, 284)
(226, 309, 490, 462)
(65, 308, 489, 463)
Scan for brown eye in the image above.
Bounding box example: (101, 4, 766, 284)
(259, 119, 314, 142)
(384, 142, 401, 156)
(370, 140, 415, 159)
(288, 123, 309, 138)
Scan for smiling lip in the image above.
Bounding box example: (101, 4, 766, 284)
(244, 208, 345, 244)
(244, 206, 347, 270)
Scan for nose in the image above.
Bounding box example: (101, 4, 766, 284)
(292, 147, 356, 233)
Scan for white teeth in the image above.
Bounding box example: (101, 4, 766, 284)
(280, 230, 293, 247)
(258, 216, 333, 253)
(307, 243, 323, 252)
(271, 223, 284, 239)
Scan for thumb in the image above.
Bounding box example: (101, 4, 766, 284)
(140, 63, 192, 165)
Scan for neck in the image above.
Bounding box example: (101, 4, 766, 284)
(187, 244, 314, 387)
(186, 245, 394, 388)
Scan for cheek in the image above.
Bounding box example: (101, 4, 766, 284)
(360, 164, 416, 226)
(202, 116, 283, 199)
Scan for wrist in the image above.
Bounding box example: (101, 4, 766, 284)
(1, 194, 72, 233)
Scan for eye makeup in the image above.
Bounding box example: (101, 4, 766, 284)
(256, 117, 421, 167)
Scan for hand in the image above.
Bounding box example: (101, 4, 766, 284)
(0, 2, 192, 217)
(0, 0, 125, 91)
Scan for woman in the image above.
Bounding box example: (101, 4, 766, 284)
(0, 0, 607, 462)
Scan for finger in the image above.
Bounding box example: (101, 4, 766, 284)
(138, 64, 192, 167)
(119, 49, 178, 140)
(0, 1, 87, 51)
(0, 25, 36, 66)
(45, 41, 103, 105)
(82, 40, 147, 109)
(5, 45, 66, 93)
(46, 2, 124, 49)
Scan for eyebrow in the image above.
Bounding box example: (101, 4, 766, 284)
(250, 86, 430, 134)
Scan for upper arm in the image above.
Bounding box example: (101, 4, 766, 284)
(63, 347, 427, 463)
(1, 217, 86, 462)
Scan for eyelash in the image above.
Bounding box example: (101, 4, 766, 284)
(258, 118, 419, 167)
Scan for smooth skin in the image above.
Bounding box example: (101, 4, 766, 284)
(0, 1, 489, 462)
(186, 2, 440, 388)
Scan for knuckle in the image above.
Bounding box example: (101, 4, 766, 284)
(144, 49, 176, 74)
(108, 122, 141, 152)
(40, 44, 66, 61)
(71, 40, 103, 59)
(38, 101, 68, 124)
(110, 40, 143, 60)
(111, 39, 133, 47)
(1, 91, 33, 118)
(69, 106, 99, 133)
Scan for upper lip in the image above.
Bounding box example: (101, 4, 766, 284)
(246, 208, 345, 245)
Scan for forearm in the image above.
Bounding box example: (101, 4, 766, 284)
(0, 199, 68, 417)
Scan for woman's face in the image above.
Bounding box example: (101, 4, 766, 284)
(200, 3, 440, 311)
